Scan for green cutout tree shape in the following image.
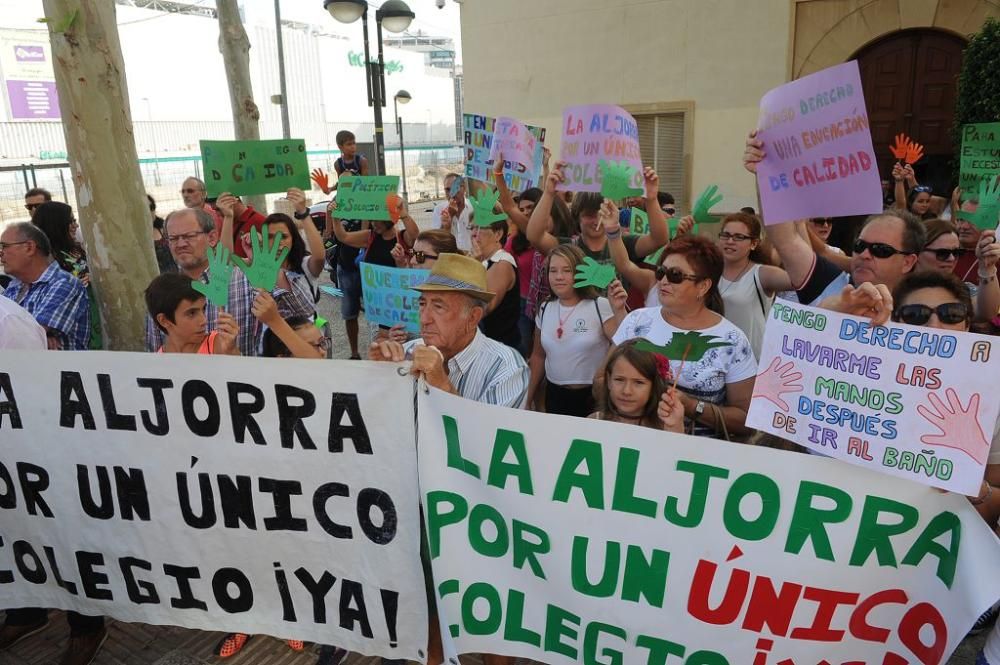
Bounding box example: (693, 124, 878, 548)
(599, 159, 644, 201)
(191, 243, 234, 309)
(574, 256, 617, 289)
(958, 178, 1000, 230)
(635, 332, 731, 362)
(692, 184, 724, 225)
(232, 224, 290, 291)
(470, 188, 508, 226)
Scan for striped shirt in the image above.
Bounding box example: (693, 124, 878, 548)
(145, 267, 262, 356)
(405, 330, 529, 408)
(3, 261, 90, 350)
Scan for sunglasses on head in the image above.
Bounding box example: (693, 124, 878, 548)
(894, 302, 968, 326)
(912, 185, 933, 194)
(662, 206, 676, 215)
(408, 249, 438, 264)
(853, 239, 913, 259)
(655, 266, 701, 284)
(921, 247, 967, 261)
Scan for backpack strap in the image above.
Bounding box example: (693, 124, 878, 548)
(752, 267, 767, 317)
(594, 298, 610, 342)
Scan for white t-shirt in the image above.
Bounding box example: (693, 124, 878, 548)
(719, 264, 773, 360)
(483, 248, 516, 270)
(612, 306, 757, 435)
(536, 297, 613, 385)
(432, 201, 472, 252)
(0, 295, 47, 350)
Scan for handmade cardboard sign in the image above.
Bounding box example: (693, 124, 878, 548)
(463, 113, 546, 192)
(0, 352, 428, 660)
(630, 207, 649, 235)
(418, 386, 1000, 665)
(960, 122, 1000, 194)
(336, 176, 401, 221)
(360, 264, 429, 333)
(755, 61, 883, 225)
(747, 299, 1000, 494)
(200, 139, 309, 197)
(558, 104, 643, 194)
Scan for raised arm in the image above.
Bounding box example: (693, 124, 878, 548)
(327, 202, 371, 248)
(288, 188, 325, 277)
(892, 163, 907, 211)
(975, 230, 1000, 320)
(251, 290, 323, 359)
(602, 198, 657, 292)
(215, 192, 238, 253)
(398, 199, 420, 247)
(493, 155, 530, 233)
(757, 264, 793, 294)
(526, 165, 564, 254)
(634, 166, 669, 257)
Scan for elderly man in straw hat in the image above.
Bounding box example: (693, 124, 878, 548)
(369, 253, 529, 408)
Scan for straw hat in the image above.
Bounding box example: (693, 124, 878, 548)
(412, 253, 495, 302)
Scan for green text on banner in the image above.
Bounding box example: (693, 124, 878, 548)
(200, 139, 310, 197)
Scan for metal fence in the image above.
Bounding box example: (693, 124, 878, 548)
(0, 144, 464, 225)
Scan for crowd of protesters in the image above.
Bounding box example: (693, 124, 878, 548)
(2, 126, 1000, 665)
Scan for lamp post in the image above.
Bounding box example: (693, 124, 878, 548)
(394, 89, 411, 201)
(323, 0, 415, 176)
(142, 97, 160, 186)
(275, 0, 291, 139)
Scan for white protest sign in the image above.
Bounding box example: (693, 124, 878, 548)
(418, 386, 1000, 665)
(0, 352, 427, 662)
(747, 300, 1000, 495)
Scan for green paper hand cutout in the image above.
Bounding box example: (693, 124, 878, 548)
(573, 256, 617, 289)
(635, 332, 731, 362)
(630, 207, 649, 235)
(958, 178, 1000, 231)
(692, 184, 723, 225)
(470, 188, 508, 227)
(599, 160, 644, 201)
(315, 317, 328, 329)
(643, 245, 666, 266)
(232, 224, 290, 291)
(191, 243, 233, 309)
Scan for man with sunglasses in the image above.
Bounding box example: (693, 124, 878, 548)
(23, 187, 51, 219)
(744, 130, 924, 306)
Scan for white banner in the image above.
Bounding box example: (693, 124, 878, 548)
(747, 300, 1000, 495)
(0, 352, 427, 662)
(418, 386, 1000, 665)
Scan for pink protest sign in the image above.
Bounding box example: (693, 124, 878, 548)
(558, 104, 643, 193)
(488, 116, 539, 189)
(756, 61, 883, 225)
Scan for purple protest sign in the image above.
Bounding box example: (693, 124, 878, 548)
(756, 61, 882, 225)
(488, 116, 540, 191)
(558, 104, 643, 193)
(6, 80, 60, 120)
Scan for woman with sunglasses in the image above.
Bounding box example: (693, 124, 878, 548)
(916, 218, 1000, 320)
(391, 229, 459, 269)
(527, 243, 627, 416)
(611, 229, 757, 439)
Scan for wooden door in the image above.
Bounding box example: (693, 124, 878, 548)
(854, 30, 965, 194)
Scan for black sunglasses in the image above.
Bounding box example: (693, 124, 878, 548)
(894, 302, 969, 326)
(811, 218, 832, 226)
(408, 250, 438, 265)
(853, 239, 914, 259)
(912, 185, 933, 194)
(655, 266, 701, 284)
(662, 206, 676, 215)
(921, 247, 967, 261)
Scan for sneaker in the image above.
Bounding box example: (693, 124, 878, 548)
(317, 645, 349, 665)
(285, 639, 305, 652)
(60, 627, 108, 665)
(214, 633, 252, 658)
(0, 619, 49, 650)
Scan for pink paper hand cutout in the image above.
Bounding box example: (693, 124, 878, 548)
(916, 388, 990, 465)
(752, 358, 803, 412)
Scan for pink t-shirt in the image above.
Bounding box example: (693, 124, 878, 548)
(505, 237, 534, 299)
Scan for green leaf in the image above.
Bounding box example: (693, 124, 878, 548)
(469, 188, 507, 227)
(634, 331, 730, 362)
(598, 159, 644, 202)
(573, 256, 617, 289)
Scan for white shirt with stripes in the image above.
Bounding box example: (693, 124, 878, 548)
(405, 329, 529, 408)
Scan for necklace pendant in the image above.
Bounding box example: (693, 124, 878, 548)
(556, 327, 563, 339)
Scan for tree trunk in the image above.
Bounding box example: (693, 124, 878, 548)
(216, 0, 266, 214)
(41, 0, 158, 351)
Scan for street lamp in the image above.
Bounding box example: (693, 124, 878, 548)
(394, 89, 411, 201)
(142, 97, 161, 186)
(324, 0, 415, 175)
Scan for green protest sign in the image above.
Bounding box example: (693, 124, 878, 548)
(630, 207, 648, 235)
(200, 139, 310, 197)
(336, 176, 401, 221)
(960, 123, 1000, 194)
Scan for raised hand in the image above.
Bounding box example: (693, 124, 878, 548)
(692, 185, 723, 225)
(390, 242, 408, 268)
(215, 192, 238, 218)
(386, 192, 404, 223)
(671, 214, 696, 239)
(917, 388, 990, 465)
(232, 224, 290, 291)
(905, 140, 924, 165)
(311, 168, 331, 194)
(286, 187, 308, 214)
(606, 278, 628, 312)
(889, 133, 910, 161)
(598, 159, 644, 201)
(958, 179, 1000, 231)
(214, 309, 240, 355)
(469, 188, 508, 226)
(191, 243, 233, 309)
(743, 129, 764, 174)
(545, 162, 566, 194)
(751, 357, 804, 412)
(574, 256, 617, 289)
(599, 198, 621, 234)
(250, 288, 280, 326)
(642, 166, 659, 200)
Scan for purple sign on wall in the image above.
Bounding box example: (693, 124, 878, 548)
(14, 45, 45, 62)
(6, 80, 60, 119)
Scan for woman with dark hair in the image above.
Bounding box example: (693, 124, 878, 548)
(148, 194, 176, 273)
(918, 219, 965, 274)
(32, 201, 103, 348)
(590, 339, 684, 432)
(916, 217, 1000, 319)
(472, 217, 521, 349)
(611, 227, 756, 439)
(391, 228, 460, 270)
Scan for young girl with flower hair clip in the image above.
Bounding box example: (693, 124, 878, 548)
(590, 339, 684, 432)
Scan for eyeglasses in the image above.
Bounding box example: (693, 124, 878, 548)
(719, 231, 754, 242)
(853, 239, 914, 259)
(921, 247, 967, 261)
(912, 185, 933, 194)
(310, 336, 332, 352)
(24, 203, 41, 212)
(408, 250, 438, 264)
(0, 240, 30, 252)
(655, 266, 701, 284)
(894, 302, 969, 326)
(811, 218, 832, 226)
(662, 207, 676, 215)
(166, 230, 208, 245)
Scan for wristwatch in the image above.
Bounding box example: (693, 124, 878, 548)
(694, 401, 706, 416)
(293, 209, 311, 220)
